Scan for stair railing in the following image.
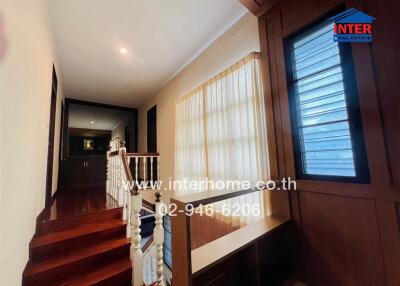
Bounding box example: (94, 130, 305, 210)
(107, 141, 164, 286)
(125, 152, 160, 190)
(154, 192, 165, 286)
(143, 237, 156, 285)
(143, 192, 168, 286)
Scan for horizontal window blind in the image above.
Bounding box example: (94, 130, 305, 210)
(289, 22, 356, 177)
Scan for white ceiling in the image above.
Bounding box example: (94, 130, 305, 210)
(49, 0, 246, 107)
(68, 104, 131, 130)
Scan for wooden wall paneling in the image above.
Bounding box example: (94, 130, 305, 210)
(268, 6, 298, 221)
(375, 201, 400, 285)
(249, 0, 400, 284)
(266, 12, 286, 180)
(240, 0, 263, 15)
(258, 9, 291, 219)
(262, 11, 286, 179)
(256, 222, 294, 285)
(258, 13, 279, 180)
(239, 0, 280, 17)
(271, 5, 297, 180)
(279, 0, 342, 37)
(345, 0, 392, 187)
(192, 245, 257, 286)
(298, 191, 386, 286)
(364, 0, 400, 187)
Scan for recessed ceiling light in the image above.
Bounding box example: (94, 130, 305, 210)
(119, 48, 128, 55)
(90, 121, 95, 124)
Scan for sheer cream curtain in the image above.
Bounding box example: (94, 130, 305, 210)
(175, 89, 207, 193)
(205, 53, 269, 185)
(175, 53, 269, 222)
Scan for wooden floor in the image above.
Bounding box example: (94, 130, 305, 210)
(38, 188, 119, 223)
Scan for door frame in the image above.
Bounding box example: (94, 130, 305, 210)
(147, 105, 157, 152)
(62, 98, 138, 158)
(45, 65, 58, 207)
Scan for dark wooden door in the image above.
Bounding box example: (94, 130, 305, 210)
(147, 105, 157, 180)
(45, 66, 58, 206)
(147, 105, 157, 152)
(255, 1, 400, 285)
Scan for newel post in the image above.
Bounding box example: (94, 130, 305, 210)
(130, 187, 143, 286)
(106, 146, 111, 196)
(154, 192, 165, 286)
(119, 141, 127, 207)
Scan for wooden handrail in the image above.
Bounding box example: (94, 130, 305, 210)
(143, 198, 156, 212)
(119, 149, 137, 194)
(126, 152, 160, 157)
(142, 235, 155, 252)
(171, 181, 280, 208)
(109, 150, 119, 157)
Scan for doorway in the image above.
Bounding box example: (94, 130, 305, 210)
(147, 105, 157, 153)
(45, 65, 58, 207)
(147, 105, 157, 181)
(59, 99, 138, 190)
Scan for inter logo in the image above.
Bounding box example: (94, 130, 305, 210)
(330, 8, 376, 42)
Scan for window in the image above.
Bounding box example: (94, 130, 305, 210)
(285, 19, 369, 183)
(175, 53, 269, 191)
(174, 53, 269, 222)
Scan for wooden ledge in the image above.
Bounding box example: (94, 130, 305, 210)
(191, 215, 289, 274)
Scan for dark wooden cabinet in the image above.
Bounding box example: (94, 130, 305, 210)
(59, 156, 106, 189)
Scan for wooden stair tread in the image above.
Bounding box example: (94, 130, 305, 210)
(24, 237, 130, 277)
(31, 219, 127, 248)
(58, 258, 132, 286)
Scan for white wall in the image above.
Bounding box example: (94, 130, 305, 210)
(0, 0, 64, 284)
(137, 13, 260, 203)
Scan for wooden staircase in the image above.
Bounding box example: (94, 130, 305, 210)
(23, 206, 132, 286)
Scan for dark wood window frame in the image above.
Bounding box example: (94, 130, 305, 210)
(284, 10, 370, 184)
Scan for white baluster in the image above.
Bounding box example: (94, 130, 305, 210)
(126, 191, 131, 238)
(144, 253, 151, 284)
(150, 157, 154, 183)
(130, 192, 143, 286)
(157, 157, 160, 186)
(113, 157, 116, 200)
(106, 147, 110, 195)
(117, 154, 121, 205)
(111, 157, 114, 200)
(143, 157, 147, 188)
(151, 250, 156, 282)
(114, 157, 117, 201)
(135, 157, 139, 184)
(154, 192, 165, 286)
